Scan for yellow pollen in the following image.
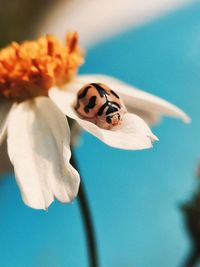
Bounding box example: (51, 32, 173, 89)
(0, 32, 84, 101)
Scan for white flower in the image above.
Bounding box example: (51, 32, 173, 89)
(0, 33, 190, 210)
(0, 74, 190, 209)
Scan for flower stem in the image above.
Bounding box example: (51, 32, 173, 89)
(70, 152, 99, 267)
(181, 249, 200, 267)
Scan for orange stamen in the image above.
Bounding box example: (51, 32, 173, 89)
(0, 32, 84, 101)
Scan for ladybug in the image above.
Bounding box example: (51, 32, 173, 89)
(75, 83, 127, 129)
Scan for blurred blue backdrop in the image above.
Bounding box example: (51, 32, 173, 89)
(0, 2, 199, 266)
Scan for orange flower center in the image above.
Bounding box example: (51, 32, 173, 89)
(0, 32, 84, 101)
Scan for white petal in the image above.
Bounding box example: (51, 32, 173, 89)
(61, 74, 190, 124)
(7, 97, 80, 210)
(49, 89, 158, 150)
(124, 107, 160, 125)
(0, 100, 15, 144)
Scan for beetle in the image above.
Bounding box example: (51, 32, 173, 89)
(75, 82, 127, 129)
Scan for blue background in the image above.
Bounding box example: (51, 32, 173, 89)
(0, 2, 199, 266)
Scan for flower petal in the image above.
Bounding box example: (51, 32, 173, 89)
(0, 100, 15, 144)
(62, 74, 190, 124)
(123, 107, 160, 125)
(49, 89, 158, 150)
(7, 97, 80, 210)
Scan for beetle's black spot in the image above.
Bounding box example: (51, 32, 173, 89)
(78, 86, 91, 99)
(97, 102, 108, 116)
(84, 107, 89, 113)
(110, 90, 119, 99)
(84, 96, 97, 113)
(91, 83, 109, 97)
(106, 116, 112, 124)
(106, 106, 118, 115)
(97, 101, 121, 117)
